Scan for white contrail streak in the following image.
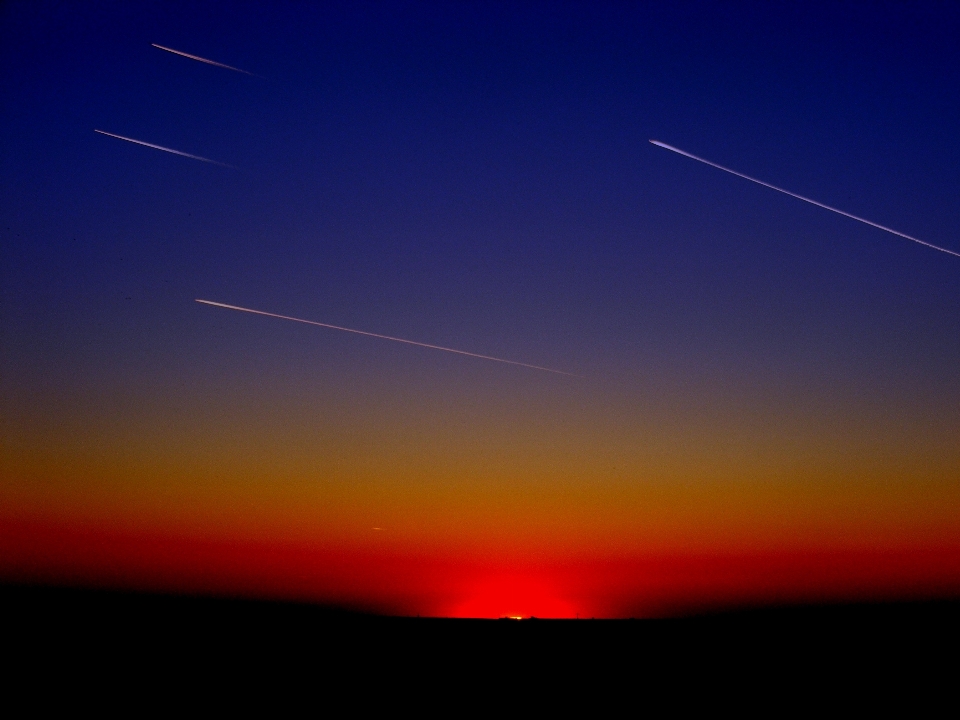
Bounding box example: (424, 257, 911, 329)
(650, 140, 960, 259)
(152, 43, 260, 77)
(95, 130, 235, 168)
(195, 299, 580, 377)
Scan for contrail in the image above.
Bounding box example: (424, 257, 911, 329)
(650, 140, 960, 259)
(195, 299, 580, 377)
(152, 43, 260, 77)
(95, 130, 235, 168)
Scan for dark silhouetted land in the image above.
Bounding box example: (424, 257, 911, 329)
(4, 583, 959, 681)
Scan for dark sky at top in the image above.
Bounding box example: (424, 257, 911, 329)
(4, 1, 957, 381)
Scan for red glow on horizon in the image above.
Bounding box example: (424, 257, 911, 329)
(3, 515, 960, 618)
(449, 573, 578, 619)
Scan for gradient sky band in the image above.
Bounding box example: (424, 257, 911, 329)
(152, 43, 260, 77)
(650, 140, 960, 259)
(196, 299, 580, 376)
(94, 130, 235, 168)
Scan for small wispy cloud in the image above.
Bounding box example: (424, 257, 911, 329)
(95, 130, 236, 169)
(152, 43, 261, 77)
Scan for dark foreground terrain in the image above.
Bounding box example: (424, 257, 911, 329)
(3, 583, 958, 693)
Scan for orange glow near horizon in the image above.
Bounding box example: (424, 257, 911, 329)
(3, 507, 960, 618)
(3, 349, 960, 618)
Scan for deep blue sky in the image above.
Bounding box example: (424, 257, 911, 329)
(2, 0, 959, 495)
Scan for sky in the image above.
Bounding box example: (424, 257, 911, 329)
(2, 0, 959, 618)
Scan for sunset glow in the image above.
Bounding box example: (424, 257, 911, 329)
(2, 1, 959, 618)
